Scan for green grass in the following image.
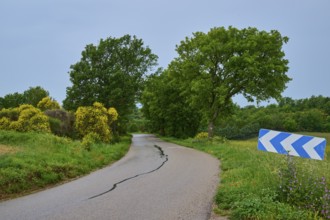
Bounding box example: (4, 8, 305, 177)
(0, 130, 131, 200)
(163, 132, 330, 220)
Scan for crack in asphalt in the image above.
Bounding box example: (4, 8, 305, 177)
(88, 145, 168, 200)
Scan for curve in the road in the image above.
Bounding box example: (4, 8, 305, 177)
(0, 134, 219, 220)
(88, 144, 168, 199)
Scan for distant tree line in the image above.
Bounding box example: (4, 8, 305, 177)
(0, 86, 49, 109)
(215, 95, 330, 139)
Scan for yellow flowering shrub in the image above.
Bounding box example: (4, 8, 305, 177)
(194, 132, 209, 140)
(37, 97, 61, 111)
(108, 107, 118, 124)
(0, 108, 19, 121)
(0, 104, 50, 132)
(75, 102, 113, 143)
(81, 132, 101, 150)
(0, 117, 11, 130)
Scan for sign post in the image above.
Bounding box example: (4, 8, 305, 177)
(257, 129, 327, 160)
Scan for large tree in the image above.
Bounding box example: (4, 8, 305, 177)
(141, 70, 201, 138)
(63, 35, 158, 122)
(169, 26, 291, 137)
(23, 86, 49, 107)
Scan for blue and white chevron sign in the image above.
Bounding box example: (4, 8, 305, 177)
(258, 129, 327, 160)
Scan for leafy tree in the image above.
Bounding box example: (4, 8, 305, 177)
(296, 109, 326, 132)
(63, 35, 158, 128)
(142, 70, 201, 138)
(126, 106, 144, 132)
(0, 92, 25, 109)
(169, 26, 290, 137)
(23, 86, 49, 107)
(0, 86, 49, 109)
(283, 116, 298, 131)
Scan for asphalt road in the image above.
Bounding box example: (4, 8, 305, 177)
(0, 134, 220, 220)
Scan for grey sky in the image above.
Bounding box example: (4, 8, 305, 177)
(1, 0, 329, 106)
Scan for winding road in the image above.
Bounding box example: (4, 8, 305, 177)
(0, 134, 219, 220)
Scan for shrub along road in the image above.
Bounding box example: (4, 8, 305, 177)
(0, 134, 219, 220)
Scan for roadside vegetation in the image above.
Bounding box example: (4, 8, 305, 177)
(0, 98, 129, 201)
(0, 130, 130, 200)
(0, 34, 156, 201)
(164, 132, 330, 219)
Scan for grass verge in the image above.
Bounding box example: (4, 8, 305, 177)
(0, 130, 131, 201)
(163, 132, 330, 220)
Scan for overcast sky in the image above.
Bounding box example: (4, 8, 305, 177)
(1, 0, 329, 106)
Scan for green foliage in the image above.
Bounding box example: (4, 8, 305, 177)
(216, 96, 330, 139)
(278, 155, 330, 218)
(23, 86, 49, 107)
(212, 135, 228, 143)
(48, 117, 61, 135)
(0, 86, 49, 109)
(231, 192, 315, 220)
(0, 105, 50, 133)
(194, 132, 209, 140)
(37, 96, 61, 111)
(63, 34, 158, 132)
(141, 70, 201, 138)
(126, 107, 149, 133)
(81, 132, 101, 150)
(75, 102, 118, 143)
(191, 132, 228, 144)
(0, 130, 131, 200)
(164, 134, 330, 219)
(44, 109, 75, 137)
(169, 26, 290, 137)
(0, 117, 11, 129)
(0, 92, 25, 109)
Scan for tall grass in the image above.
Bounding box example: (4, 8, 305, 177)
(0, 130, 130, 200)
(164, 132, 330, 219)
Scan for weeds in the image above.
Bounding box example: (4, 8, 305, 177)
(278, 154, 330, 219)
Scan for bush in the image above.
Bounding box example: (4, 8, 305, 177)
(296, 109, 326, 132)
(75, 102, 118, 143)
(48, 117, 62, 135)
(0, 108, 19, 121)
(108, 107, 118, 123)
(278, 155, 330, 218)
(0, 117, 11, 130)
(81, 132, 102, 150)
(44, 109, 75, 137)
(195, 132, 209, 139)
(0, 105, 50, 133)
(37, 97, 60, 111)
(212, 135, 227, 143)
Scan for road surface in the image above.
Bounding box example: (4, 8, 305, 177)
(0, 134, 219, 220)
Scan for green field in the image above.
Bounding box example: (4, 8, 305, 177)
(0, 130, 130, 201)
(164, 132, 330, 219)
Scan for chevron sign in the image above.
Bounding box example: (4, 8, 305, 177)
(258, 129, 327, 160)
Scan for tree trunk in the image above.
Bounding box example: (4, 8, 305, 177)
(208, 120, 214, 138)
(208, 108, 220, 138)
